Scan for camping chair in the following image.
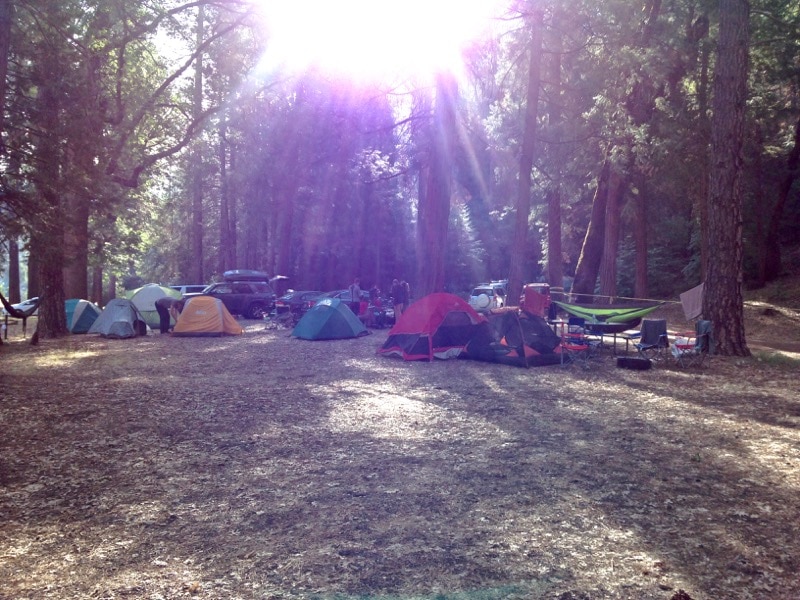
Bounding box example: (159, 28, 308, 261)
(560, 317, 597, 366)
(634, 319, 669, 360)
(672, 320, 712, 368)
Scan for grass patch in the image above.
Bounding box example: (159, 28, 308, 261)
(753, 349, 800, 369)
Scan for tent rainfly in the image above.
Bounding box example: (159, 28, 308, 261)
(378, 293, 488, 361)
(292, 298, 368, 340)
(172, 296, 243, 336)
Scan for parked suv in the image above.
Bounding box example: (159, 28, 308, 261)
(169, 284, 207, 296)
(468, 281, 507, 312)
(189, 280, 276, 319)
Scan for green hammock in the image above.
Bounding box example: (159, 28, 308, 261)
(553, 300, 665, 323)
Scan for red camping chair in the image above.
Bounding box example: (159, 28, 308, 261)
(560, 318, 595, 367)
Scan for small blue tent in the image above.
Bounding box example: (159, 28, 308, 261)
(292, 298, 368, 340)
(88, 298, 148, 339)
(65, 298, 101, 333)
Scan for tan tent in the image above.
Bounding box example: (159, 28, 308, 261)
(172, 296, 243, 337)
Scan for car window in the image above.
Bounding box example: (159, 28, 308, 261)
(233, 283, 252, 294)
(251, 283, 273, 294)
(213, 284, 234, 294)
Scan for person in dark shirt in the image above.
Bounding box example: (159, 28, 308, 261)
(155, 296, 184, 334)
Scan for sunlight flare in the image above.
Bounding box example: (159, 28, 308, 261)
(255, 0, 509, 82)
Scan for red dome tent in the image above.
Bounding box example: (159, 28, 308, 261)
(378, 293, 489, 361)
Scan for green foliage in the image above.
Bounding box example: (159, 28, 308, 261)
(2, 0, 798, 312)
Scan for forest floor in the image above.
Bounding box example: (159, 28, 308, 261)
(1, 279, 799, 600)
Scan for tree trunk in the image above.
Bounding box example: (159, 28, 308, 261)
(760, 114, 800, 283)
(634, 176, 648, 298)
(30, 54, 68, 339)
(546, 188, 563, 291)
(63, 193, 89, 299)
(218, 114, 234, 275)
(697, 31, 712, 281)
(545, 8, 564, 293)
(189, 4, 205, 283)
(107, 273, 117, 306)
(7, 238, 20, 303)
(704, 0, 750, 356)
(572, 160, 611, 300)
(416, 73, 457, 297)
(598, 172, 628, 301)
(508, 8, 544, 305)
(91, 265, 103, 305)
(0, 0, 11, 141)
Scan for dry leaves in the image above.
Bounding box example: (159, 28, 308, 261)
(0, 304, 798, 600)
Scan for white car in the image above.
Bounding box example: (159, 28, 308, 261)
(468, 284, 506, 311)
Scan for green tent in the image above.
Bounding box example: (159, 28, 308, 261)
(292, 298, 368, 340)
(125, 283, 182, 328)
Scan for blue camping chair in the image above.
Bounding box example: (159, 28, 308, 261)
(635, 319, 669, 360)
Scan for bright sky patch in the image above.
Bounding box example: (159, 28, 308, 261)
(256, 0, 509, 83)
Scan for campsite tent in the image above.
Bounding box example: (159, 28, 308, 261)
(463, 308, 563, 367)
(65, 298, 101, 333)
(378, 292, 488, 361)
(173, 296, 243, 336)
(292, 297, 368, 340)
(125, 284, 182, 328)
(88, 298, 149, 339)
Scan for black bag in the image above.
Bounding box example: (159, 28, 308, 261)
(616, 356, 652, 370)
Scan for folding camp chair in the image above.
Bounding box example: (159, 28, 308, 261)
(672, 320, 712, 367)
(560, 333, 592, 367)
(560, 317, 598, 367)
(635, 319, 669, 360)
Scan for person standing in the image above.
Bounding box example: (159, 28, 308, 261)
(348, 278, 362, 315)
(391, 278, 406, 319)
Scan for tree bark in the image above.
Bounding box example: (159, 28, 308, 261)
(704, 0, 750, 356)
(634, 176, 648, 298)
(218, 114, 232, 275)
(546, 188, 563, 290)
(30, 52, 68, 339)
(598, 172, 628, 301)
(572, 160, 611, 300)
(91, 265, 103, 305)
(545, 8, 564, 293)
(508, 8, 544, 305)
(0, 0, 11, 143)
(7, 238, 20, 304)
(189, 4, 205, 283)
(416, 73, 457, 297)
(759, 114, 800, 283)
(63, 193, 89, 299)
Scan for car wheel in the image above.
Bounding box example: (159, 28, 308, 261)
(247, 302, 268, 319)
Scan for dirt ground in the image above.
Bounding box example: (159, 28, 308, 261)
(1, 300, 799, 600)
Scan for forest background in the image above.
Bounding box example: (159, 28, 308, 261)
(0, 0, 798, 354)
